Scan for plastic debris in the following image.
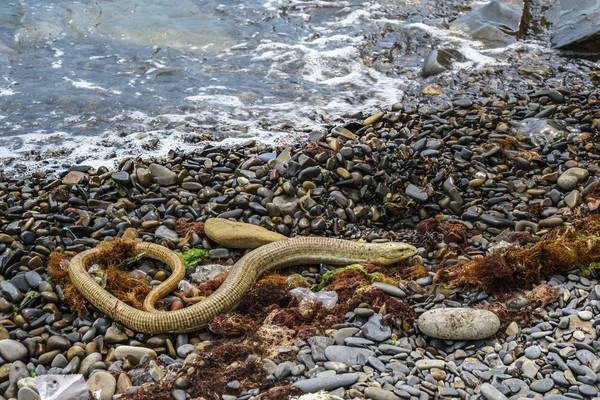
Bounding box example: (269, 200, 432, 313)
(190, 264, 231, 283)
(289, 287, 338, 308)
(87, 264, 106, 288)
(36, 375, 90, 400)
(513, 118, 577, 146)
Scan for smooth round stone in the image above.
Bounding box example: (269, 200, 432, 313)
(87, 371, 116, 400)
(0, 339, 28, 361)
(47, 336, 71, 352)
(524, 345, 541, 359)
(577, 310, 593, 321)
(557, 167, 588, 191)
(539, 217, 564, 228)
(114, 346, 157, 364)
(417, 308, 500, 340)
(580, 384, 598, 397)
(371, 282, 406, 298)
(530, 378, 554, 393)
(17, 387, 39, 400)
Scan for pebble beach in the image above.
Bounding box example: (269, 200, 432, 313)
(1, 54, 600, 400)
(2, 1, 600, 400)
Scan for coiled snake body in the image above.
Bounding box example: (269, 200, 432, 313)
(69, 237, 417, 334)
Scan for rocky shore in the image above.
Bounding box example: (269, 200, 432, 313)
(1, 55, 600, 400)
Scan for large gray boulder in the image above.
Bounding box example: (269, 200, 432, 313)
(450, 0, 525, 48)
(545, 0, 600, 53)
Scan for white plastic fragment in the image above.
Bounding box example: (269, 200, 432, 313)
(36, 375, 89, 400)
(289, 287, 338, 308)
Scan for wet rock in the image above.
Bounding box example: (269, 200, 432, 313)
(405, 184, 429, 202)
(149, 163, 178, 186)
(421, 49, 464, 77)
(546, 0, 600, 53)
(154, 225, 178, 242)
(451, 0, 525, 48)
(417, 308, 500, 340)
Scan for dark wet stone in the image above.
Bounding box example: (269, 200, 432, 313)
(452, 98, 473, 108)
(0, 280, 23, 303)
(421, 48, 464, 77)
(480, 214, 514, 228)
(111, 171, 131, 186)
(546, 0, 600, 53)
(298, 167, 321, 181)
(451, 0, 525, 48)
(405, 184, 429, 202)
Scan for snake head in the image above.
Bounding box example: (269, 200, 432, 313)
(371, 242, 417, 265)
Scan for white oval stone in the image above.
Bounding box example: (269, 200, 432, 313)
(417, 308, 500, 340)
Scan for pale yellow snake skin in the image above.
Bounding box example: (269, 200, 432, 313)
(69, 237, 417, 334)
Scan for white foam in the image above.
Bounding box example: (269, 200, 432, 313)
(64, 77, 123, 95)
(0, 88, 15, 96)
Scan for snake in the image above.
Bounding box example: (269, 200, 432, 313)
(68, 237, 417, 334)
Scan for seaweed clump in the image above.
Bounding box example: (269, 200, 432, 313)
(47, 238, 162, 312)
(435, 215, 600, 294)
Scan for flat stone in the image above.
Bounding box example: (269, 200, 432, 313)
(371, 282, 406, 298)
(292, 372, 358, 392)
(450, 0, 524, 48)
(154, 225, 179, 242)
(87, 371, 116, 400)
(405, 184, 428, 202)
(0, 339, 28, 362)
(539, 217, 564, 228)
(363, 387, 402, 400)
(324, 345, 374, 366)
(204, 218, 286, 249)
(361, 314, 391, 342)
(415, 359, 446, 370)
(479, 382, 509, 400)
(530, 378, 554, 393)
(62, 171, 87, 185)
(417, 308, 500, 340)
(546, 0, 600, 52)
(114, 346, 157, 364)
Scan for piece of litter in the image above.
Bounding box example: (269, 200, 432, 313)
(289, 287, 338, 308)
(36, 374, 90, 400)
